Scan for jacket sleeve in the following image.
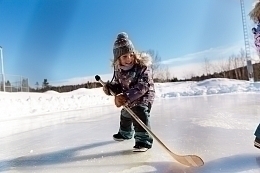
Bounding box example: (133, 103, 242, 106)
(124, 66, 152, 103)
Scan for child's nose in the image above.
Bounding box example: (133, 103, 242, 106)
(124, 55, 131, 60)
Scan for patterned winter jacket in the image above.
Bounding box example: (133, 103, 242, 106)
(254, 32, 260, 54)
(109, 53, 155, 108)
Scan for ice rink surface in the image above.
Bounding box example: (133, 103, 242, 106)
(1, 94, 260, 173)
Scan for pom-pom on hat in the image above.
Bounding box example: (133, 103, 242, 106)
(113, 32, 135, 62)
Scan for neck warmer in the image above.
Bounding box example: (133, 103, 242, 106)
(119, 63, 134, 71)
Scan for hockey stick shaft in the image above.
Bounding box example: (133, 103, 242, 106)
(95, 75, 204, 167)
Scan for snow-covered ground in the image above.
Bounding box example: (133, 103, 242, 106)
(1, 78, 260, 172)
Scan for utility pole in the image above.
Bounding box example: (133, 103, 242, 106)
(0, 46, 5, 91)
(240, 0, 254, 82)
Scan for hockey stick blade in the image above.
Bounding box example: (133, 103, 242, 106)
(170, 152, 204, 167)
(95, 75, 204, 167)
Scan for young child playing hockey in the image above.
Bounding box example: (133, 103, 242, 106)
(103, 32, 155, 152)
(249, 1, 260, 149)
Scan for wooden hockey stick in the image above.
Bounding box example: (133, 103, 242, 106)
(95, 75, 204, 167)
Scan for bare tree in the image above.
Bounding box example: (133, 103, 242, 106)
(238, 49, 246, 66)
(155, 66, 165, 81)
(239, 49, 246, 79)
(227, 50, 246, 79)
(156, 65, 171, 82)
(202, 57, 212, 75)
(146, 49, 161, 79)
(165, 66, 171, 81)
(183, 71, 197, 80)
(214, 58, 231, 78)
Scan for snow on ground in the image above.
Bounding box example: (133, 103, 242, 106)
(1, 78, 260, 172)
(1, 78, 260, 120)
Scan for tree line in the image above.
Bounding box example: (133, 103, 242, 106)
(29, 48, 260, 93)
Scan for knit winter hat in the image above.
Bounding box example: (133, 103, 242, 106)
(113, 32, 135, 62)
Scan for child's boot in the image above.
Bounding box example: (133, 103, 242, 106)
(254, 137, 260, 149)
(132, 142, 151, 152)
(113, 132, 131, 141)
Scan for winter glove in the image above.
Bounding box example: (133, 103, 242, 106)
(103, 84, 111, 96)
(103, 81, 123, 96)
(114, 93, 127, 107)
(103, 81, 114, 96)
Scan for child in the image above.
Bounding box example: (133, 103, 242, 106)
(247, 0, 260, 150)
(254, 124, 260, 149)
(250, 2, 260, 55)
(103, 32, 155, 152)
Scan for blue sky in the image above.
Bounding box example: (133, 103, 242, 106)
(0, 0, 256, 86)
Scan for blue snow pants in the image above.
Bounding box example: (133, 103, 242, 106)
(118, 103, 153, 147)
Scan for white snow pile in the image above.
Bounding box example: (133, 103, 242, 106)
(1, 78, 260, 120)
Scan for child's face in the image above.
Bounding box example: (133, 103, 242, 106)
(119, 53, 134, 66)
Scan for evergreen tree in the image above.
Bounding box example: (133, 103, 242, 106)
(42, 79, 49, 88)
